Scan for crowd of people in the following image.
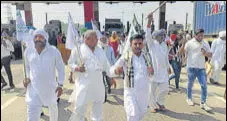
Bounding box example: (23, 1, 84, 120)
(1, 12, 226, 121)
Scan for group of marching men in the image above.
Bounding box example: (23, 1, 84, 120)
(13, 12, 225, 121)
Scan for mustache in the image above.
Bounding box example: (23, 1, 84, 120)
(35, 41, 44, 44)
(35, 40, 46, 47)
(135, 48, 141, 51)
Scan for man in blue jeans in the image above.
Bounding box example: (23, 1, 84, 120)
(179, 29, 212, 111)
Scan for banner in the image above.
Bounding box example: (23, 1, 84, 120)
(206, 1, 226, 6)
(16, 9, 28, 41)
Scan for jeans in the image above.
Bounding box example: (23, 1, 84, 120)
(1, 56, 14, 87)
(169, 60, 182, 89)
(187, 68, 207, 103)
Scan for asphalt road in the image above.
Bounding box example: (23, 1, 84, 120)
(1, 59, 226, 121)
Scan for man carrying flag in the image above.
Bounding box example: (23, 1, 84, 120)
(66, 12, 84, 84)
(68, 30, 111, 121)
(92, 19, 117, 96)
(110, 34, 153, 121)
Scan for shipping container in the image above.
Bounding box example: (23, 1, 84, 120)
(193, 1, 226, 36)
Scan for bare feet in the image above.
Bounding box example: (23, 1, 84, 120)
(157, 103, 166, 111)
(111, 78, 117, 88)
(68, 78, 74, 84)
(151, 108, 158, 113)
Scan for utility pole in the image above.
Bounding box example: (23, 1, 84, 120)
(93, 1, 100, 30)
(159, 1, 166, 29)
(24, 2, 33, 26)
(46, 12, 48, 25)
(151, 20, 155, 34)
(185, 12, 188, 30)
(122, 11, 124, 23)
(142, 13, 144, 29)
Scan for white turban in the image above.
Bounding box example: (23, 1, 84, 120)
(152, 29, 165, 37)
(219, 30, 226, 38)
(33, 29, 49, 41)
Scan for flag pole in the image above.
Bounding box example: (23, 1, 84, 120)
(68, 12, 83, 66)
(21, 41, 27, 79)
(21, 40, 28, 95)
(16, 9, 28, 95)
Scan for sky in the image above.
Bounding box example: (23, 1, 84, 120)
(1, 1, 194, 31)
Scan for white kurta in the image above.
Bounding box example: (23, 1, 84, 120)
(110, 54, 150, 120)
(68, 43, 111, 107)
(210, 38, 226, 82)
(118, 40, 126, 55)
(145, 28, 170, 83)
(1, 38, 14, 59)
(145, 28, 170, 110)
(24, 45, 65, 106)
(211, 38, 226, 69)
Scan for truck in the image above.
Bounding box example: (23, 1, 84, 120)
(193, 1, 226, 70)
(104, 18, 124, 35)
(167, 24, 184, 36)
(193, 1, 226, 38)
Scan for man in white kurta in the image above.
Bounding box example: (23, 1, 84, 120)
(1, 35, 15, 89)
(146, 13, 171, 113)
(210, 31, 226, 85)
(110, 34, 153, 121)
(24, 29, 65, 121)
(98, 35, 116, 95)
(68, 30, 111, 121)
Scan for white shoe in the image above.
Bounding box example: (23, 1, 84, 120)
(186, 99, 194, 106)
(200, 103, 212, 111)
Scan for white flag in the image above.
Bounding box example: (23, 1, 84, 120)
(16, 9, 28, 41)
(23, 29, 35, 48)
(91, 19, 103, 40)
(122, 23, 137, 55)
(65, 12, 82, 50)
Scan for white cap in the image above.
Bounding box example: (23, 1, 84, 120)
(33, 29, 49, 41)
(219, 30, 226, 38)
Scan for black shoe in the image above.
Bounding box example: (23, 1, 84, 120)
(108, 89, 111, 94)
(57, 98, 60, 103)
(1, 83, 7, 90)
(40, 112, 44, 117)
(7, 85, 15, 91)
(210, 78, 215, 84)
(10, 85, 15, 89)
(104, 94, 107, 103)
(214, 82, 220, 85)
(176, 88, 180, 92)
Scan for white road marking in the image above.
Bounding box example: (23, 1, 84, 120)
(221, 72, 226, 76)
(210, 93, 226, 103)
(214, 95, 226, 103)
(1, 96, 19, 110)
